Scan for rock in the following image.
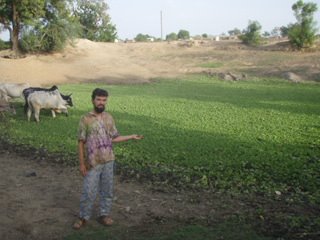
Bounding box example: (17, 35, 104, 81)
(275, 190, 282, 196)
(218, 73, 234, 81)
(25, 171, 37, 177)
(218, 72, 247, 81)
(125, 206, 131, 213)
(282, 72, 302, 83)
(227, 72, 247, 81)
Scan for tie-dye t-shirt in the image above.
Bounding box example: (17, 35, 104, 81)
(78, 112, 119, 167)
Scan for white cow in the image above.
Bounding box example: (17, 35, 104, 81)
(0, 89, 8, 101)
(27, 89, 70, 122)
(0, 83, 30, 101)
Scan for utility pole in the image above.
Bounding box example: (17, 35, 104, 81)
(160, 10, 163, 40)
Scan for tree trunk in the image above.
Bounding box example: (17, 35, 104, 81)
(8, 27, 13, 43)
(11, 2, 20, 56)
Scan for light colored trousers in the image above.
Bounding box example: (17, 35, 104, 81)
(79, 161, 114, 220)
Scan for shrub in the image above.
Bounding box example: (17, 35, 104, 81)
(288, 0, 318, 49)
(166, 32, 178, 41)
(240, 20, 262, 46)
(0, 39, 10, 50)
(177, 29, 190, 40)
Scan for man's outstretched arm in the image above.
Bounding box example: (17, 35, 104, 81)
(112, 134, 143, 143)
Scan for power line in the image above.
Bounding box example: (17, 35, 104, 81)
(160, 10, 163, 40)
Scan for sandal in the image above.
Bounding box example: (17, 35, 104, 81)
(72, 218, 86, 230)
(98, 216, 114, 226)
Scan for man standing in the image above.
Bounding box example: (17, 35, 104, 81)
(73, 88, 143, 229)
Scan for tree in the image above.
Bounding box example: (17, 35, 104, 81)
(20, 0, 80, 52)
(74, 0, 117, 42)
(0, 0, 45, 55)
(228, 28, 241, 36)
(240, 20, 262, 46)
(288, 0, 318, 49)
(202, 33, 208, 38)
(166, 32, 177, 41)
(263, 31, 271, 38)
(177, 29, 190, 40)
(270, 27, 281, 37)
(280, 25, 290, 37)
(134, 33, 153, 42)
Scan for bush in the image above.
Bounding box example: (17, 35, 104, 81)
(166, 32, 178, 41)
(0, 39, 10, 50)
(240, 20, 262, 46)
(20, 18, 79, 53)
(134, 33, 153, 42)
(202, 33, 208, 38)
(288, 0, 318, 49)
(177, 29, 190, 40)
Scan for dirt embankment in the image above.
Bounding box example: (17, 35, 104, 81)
(1, 39, 319, 86)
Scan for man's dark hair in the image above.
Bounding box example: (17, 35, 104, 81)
(92, 88, 108, 100)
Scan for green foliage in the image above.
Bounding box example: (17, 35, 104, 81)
(0, 0, 81, 53)
(0, 0, 46, 53)
(166, 32, 178, 41)
(6, 0, 45, 24)
(20, 1, 80, 52)
(263, 31, 270, 37)
(177, 29, 190, 40)
(74, 0, 117, 42)
(2, 77, 320, 207)
(240, 20, 262, 46)
(270, 27, 280, 37)
(228, 28, 241, 36)
(134, 33, 154, 42)
(280, 25, 289, 37)
(0, 38, 10, 50)
(0, 0, 12, 32)
(288, 0, 318, 49)
(202, 33, 208, 38)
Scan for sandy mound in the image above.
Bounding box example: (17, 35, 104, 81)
(0, 39, 187, 86)
(1, 38, 319, 86)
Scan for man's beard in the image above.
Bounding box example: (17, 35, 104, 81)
(94, 105, 105, 113)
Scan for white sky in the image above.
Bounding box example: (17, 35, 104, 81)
(1, 0, 319, 40)
(107, 0, 320, 39)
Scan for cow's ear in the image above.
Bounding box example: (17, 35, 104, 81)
(68, 93, 72, 97)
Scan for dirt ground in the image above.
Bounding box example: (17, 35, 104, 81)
(0, 39, 319, 239)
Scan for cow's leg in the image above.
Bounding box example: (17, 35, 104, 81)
(51, 110, 56, 118)
(27, 107, 32, 121)
(34, 107, 40, 122)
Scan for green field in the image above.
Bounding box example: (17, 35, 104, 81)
(2, 76, 320, 203)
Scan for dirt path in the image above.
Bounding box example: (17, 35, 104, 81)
(0, 147, 243, 240)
